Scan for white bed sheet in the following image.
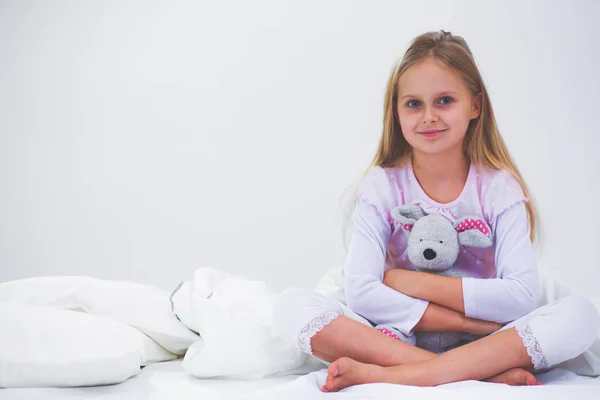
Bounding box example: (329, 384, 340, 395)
(239, 367, 600, 400)
(0, 359, 299, 400)
(2, 359, 599, 400)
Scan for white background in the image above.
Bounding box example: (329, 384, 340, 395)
(1, 0, 599, 297)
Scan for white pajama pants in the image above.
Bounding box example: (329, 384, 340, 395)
(273, 288, 600, 372)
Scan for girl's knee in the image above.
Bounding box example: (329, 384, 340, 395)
(274, 288, 326, 319)
(526, 294, 600, 369)
(273, 288, 341, 342)
(561, 295, 600, 336)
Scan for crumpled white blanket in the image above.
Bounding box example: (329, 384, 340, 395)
(170, 267, 335, 379)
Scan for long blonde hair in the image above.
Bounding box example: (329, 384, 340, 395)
(343, 30, 539, 248)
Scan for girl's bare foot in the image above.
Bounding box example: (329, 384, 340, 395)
(321, 357, 389, 392)
(486, 367, 541, 386)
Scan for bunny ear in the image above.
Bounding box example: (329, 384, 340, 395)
(454, 216, 493, 248)
(391, 204, 426, 235)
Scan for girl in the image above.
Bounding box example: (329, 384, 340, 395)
(273, 31, 600, 391)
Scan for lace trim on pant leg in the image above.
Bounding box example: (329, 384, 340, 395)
(515, 323, 549, 371)
(297, 310, 340, 355)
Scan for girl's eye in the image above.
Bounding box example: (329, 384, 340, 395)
(438, 96, 454, 105)
(407, 100, 421, 108)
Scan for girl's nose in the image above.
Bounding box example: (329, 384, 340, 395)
(422, 107, 439, 123)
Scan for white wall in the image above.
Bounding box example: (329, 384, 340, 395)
(1, 0, 599, 297)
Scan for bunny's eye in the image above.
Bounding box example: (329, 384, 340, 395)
(419, 239, 423, 242)
(439, 240, 444, 244)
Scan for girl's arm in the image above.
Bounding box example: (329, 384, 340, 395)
(381, 272, 503, 334)
(461, 202, 538, 322)
(384, 202, 538, 323)
(345, 199, 500, 335)
(383, 269, 464, 312)
(413, 302, 502, 335)
(344, 199, 428, 335)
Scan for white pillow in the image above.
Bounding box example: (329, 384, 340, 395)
(0, 276, 199, 357)
(0, 302, 150, 388)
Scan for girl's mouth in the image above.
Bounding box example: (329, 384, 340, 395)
(418, 129, 447, 138)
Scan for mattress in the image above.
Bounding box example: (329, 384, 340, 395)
(2, 359, 599, 400)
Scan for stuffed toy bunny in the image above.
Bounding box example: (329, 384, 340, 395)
(391, 204, 493, 276)
(376, 204, 494, 352)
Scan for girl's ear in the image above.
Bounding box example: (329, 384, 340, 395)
(471, 92, 482, 120)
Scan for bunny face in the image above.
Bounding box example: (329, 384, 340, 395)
(391, 204, 493, 273)
(406, 214, 460, 271)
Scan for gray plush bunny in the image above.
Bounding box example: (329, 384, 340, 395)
(389, 204, 494, 352)
(391, 204, 493, 276)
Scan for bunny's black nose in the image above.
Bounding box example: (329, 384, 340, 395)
(423, 248, 436, 260)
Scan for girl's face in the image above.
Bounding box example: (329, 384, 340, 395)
(396, 57, 481, 157)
